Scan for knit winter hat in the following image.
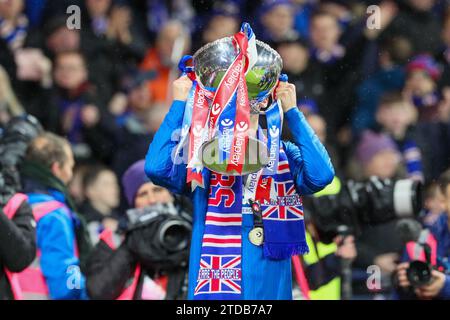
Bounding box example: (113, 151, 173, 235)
(406, 54, 441, 81)
(122, 160, 150, 206)
(260, 0, 293, 16)
(355, 130, 400, 167)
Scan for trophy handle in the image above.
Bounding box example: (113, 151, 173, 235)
(178, 55, 195, 78)
(256, 74, 289, 115)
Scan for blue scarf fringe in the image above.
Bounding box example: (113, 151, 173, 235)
(263, 241, 309, 261)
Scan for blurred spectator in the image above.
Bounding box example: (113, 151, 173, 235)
(21, 132, 92, 299)
(68, 164, 89, 206)
(422, 182, 445, 227)
(0, 0, 28, 52)
(199, 1, 240, 47)
(382, 0, 441, 55)
(436, 9, 450, 89)
(404, 54, 442, 122)
(0, 65, 24, 127)
(111, 68, 158, 178)
(83, 0, 147, 60)
(144, 0, 195, 36)
(375, 92, 424, 181)
(276, 37, 325, 114)
(140, 20, 191, 104)
(42, 16, 81, 57)
(80, 165, 120, 244)
(352, 36, 412, 134)
(308, 3, 396, 138)
(293, 0, 317, 39)
(259, 0, 299, 43)
(354, 130, 403, 180)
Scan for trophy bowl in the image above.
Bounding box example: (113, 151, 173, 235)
(193, 36, 283, 109)
(192, 36, 282, 176)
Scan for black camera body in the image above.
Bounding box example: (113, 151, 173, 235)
(125, 203, 192, 273)
(396, 219, 435, 288)
(304, 177, 423, 244)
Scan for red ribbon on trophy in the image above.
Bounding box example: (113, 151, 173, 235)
(186, 83, 210, 189)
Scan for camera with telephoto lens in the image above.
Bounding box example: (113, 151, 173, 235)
(126, 203, 192, 271)
(0, 115, 42, 205)
(303, 176, 423, 244)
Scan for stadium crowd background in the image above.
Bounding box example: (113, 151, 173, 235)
(1, 0, 450, 299)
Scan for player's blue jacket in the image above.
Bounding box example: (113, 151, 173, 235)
(145, 100, 334, 300)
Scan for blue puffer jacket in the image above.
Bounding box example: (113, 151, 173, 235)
(145, 100, 335, 300)
(27, 190, 88, 300)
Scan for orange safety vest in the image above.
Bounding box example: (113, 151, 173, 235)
(5, 196, 78, 300)
(406, 230, 438, 265)
(99, 229, 169, 300)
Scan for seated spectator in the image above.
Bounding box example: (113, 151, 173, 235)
(20, 132, 92, 299)
(375, 92, 424, 181)
(140, 20, 191, 104)
(80, 165, 120, 244)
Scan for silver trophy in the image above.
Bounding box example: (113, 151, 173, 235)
(192, 36, 283, 175)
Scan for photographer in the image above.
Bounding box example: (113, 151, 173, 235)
(0, 192, 36, 300)
(20, 132, 92, 300)
(396, 169, 450, 300)
(85, 160, 191, 300)
(352, 131, 405, 294)
(0, 115, 43, 300)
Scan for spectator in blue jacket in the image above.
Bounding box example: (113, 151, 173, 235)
(21, 132, 92, 299)
(396, 169, 450, 300)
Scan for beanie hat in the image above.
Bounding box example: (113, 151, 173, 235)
(356, 130, 400, 167)
(122, 160, 150, 206)
(406, 54, 441, 81)
(260, 0, 293, 17)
